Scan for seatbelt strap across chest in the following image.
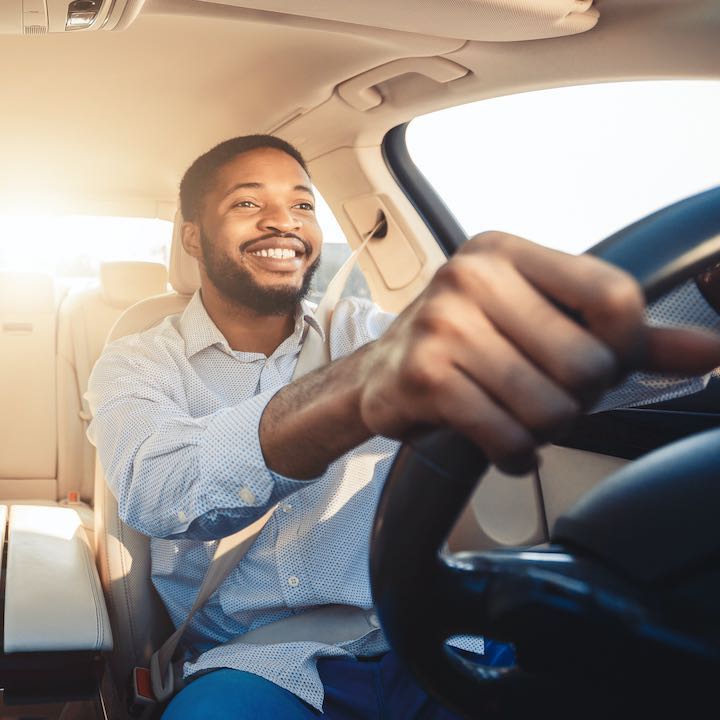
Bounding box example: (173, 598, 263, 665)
(148, 221, 382, 703)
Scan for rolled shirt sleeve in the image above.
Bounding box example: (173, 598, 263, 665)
(87, 341, 311, 540)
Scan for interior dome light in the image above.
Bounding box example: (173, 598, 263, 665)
(66, 0, 101, 30)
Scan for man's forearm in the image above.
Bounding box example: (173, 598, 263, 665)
(261, 233, 720, 481)
(259, 343, 375, 479)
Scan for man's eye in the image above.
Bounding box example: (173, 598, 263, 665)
(234, 200, 258, 208)
(294, 202, 314, 211)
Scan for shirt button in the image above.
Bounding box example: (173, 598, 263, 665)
(238, 487, 256, 504)
(177, 510, 188, 523)
(369, 613, 380, 629)
(281, 503, 292, 513)
(287, 575, 300, 588)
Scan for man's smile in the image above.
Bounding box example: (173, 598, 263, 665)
(240, 234, 311, 271)
(250, 248, 298, 259)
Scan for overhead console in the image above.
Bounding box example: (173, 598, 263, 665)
(0, 0, 146, 35)
(196, 0, 598, 41)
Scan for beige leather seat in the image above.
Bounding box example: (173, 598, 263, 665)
(94, 218, 201, 709)
(0, 271, 65, 501)
(0, 264, 167, 556)
(57, 261, 169, 507)
(0, 270, 100, 537)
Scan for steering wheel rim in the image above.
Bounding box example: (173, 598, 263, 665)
(369, 185, 720, 717)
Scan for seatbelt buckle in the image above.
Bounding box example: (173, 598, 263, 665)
(128, 666, 156, 716)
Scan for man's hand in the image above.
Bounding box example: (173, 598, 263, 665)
(356, 232, 720, 474)
(261, 232, 720, 478)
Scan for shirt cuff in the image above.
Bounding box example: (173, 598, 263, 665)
(199, 389, 319, 514)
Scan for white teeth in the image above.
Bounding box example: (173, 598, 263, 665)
(250, 248, 297, 259)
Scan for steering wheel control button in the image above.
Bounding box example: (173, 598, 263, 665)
(287, 575, 300, 588)
(238, 487, 256, 504)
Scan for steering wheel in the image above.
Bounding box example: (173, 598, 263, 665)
(369, 186, 720, 718)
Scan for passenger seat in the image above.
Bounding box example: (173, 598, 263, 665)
(57, 261, 168, 513)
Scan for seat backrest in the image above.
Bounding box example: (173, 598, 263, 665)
(57, 261, 168, 504)
(94, 216, 200, 700)
(0, 272, 64, 500)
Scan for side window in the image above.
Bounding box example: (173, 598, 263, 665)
(309, 191, 371, 303)
(406, 81, 720, 254)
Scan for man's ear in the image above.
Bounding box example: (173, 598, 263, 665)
(182, 222, 203, 261)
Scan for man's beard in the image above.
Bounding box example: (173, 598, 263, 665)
(199, 229, 320, 315)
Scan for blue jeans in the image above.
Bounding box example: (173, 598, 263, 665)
(162, 642, 515, 719)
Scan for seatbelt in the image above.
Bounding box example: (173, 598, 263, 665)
(146, 221, 383, 704)
(292, 221, 378, 378)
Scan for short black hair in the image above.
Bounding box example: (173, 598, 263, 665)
(179, 135, 309, 222)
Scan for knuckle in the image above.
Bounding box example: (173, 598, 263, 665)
(412, 302, 471, 344)
(412, 302, 451, 335)
(594, 271, 644, 317)
(433, 257, 474, 292)
(464, 230, 511, 255)
(433, 253, 509, 301)
(400, 347, 446, 394)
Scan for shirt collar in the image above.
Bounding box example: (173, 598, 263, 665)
(179, 290, 324, 359)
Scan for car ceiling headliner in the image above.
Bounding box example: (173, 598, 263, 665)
(0, 0, 717, 217)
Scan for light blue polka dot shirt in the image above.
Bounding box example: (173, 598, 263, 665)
(88, 291, 404, 710)
(87, 281, 718, 710)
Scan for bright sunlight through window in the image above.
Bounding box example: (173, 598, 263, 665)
(0, 215, 172, 289)
(407, 81, 720, 254)
(0, 191, 366, 297)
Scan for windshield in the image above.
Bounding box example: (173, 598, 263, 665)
(406, 80, 720, 254)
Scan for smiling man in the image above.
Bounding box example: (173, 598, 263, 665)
(182, 141, 322, 333)
(88, 135, 720, 719)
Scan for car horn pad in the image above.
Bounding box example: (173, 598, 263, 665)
(369, 186, 720, 718)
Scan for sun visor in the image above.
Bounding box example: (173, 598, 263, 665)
(0, 0, 146, 35)
(195, 0, 598, 41)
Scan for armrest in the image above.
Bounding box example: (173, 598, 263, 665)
(3, 505, 113, 653)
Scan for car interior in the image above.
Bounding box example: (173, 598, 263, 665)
(0, 0, 718, 718)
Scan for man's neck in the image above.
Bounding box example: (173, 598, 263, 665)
(199, 285, 297, 356)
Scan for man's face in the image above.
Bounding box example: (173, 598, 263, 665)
(192, 147, 322, 314)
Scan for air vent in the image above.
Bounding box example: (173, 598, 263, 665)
(23, 25, 47, 35)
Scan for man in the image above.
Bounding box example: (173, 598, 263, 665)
(88, 135, 720, 719)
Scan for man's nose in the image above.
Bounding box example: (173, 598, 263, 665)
(259, 203, 301, 233)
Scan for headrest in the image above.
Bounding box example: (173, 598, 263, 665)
(100, 262, 168, 309)
(169, 210, 201, 295)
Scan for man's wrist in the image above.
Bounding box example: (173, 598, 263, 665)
(259, 348, 374, 479)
